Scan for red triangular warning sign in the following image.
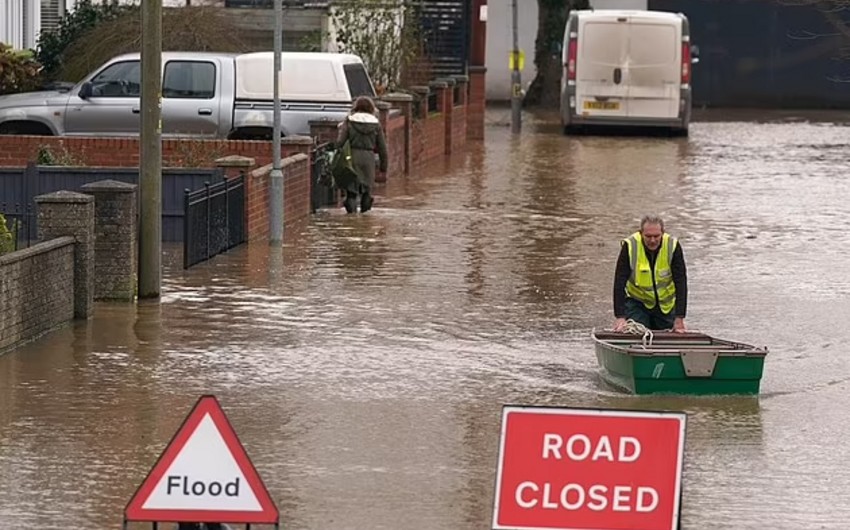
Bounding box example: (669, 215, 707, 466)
(125, 395, 279, 524)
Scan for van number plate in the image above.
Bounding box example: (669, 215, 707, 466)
(583, 101, 620, 110)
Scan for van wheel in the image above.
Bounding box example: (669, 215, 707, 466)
(563, 125, 582, 136)
(670, 125, 689, 137)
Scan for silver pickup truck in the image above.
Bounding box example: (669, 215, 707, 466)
(0, 51, 376, 139)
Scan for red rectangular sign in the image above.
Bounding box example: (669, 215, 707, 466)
(493, 406, 686, 530)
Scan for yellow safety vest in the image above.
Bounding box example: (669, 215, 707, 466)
(624, 232, 678, 314)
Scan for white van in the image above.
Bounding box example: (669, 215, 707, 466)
(559, 10, 698, 135)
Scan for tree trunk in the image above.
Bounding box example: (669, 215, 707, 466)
(525, 0, 588, 108)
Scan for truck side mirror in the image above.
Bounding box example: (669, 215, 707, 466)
(79, 82, 93, 99)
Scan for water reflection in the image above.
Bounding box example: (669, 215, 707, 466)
(2, 109, 850, 529)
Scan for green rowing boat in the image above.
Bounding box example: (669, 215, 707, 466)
(591, 329, 768, 396)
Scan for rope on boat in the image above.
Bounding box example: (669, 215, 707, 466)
(619, 319, 654, 347)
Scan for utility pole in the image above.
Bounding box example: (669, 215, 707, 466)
(510, 0, 522, 134)
(269, 0, 284, 245)
(139, 0, 162, 298)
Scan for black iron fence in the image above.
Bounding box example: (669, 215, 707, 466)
(0, 164, 223, 243)
(183, 175, 246, 269)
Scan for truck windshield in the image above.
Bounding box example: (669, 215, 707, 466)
(343, 64, 375, 98)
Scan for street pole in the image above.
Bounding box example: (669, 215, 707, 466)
(510, 0, 522, 134)
(269, 0, 284, 245)
(139, 0, 162, 298)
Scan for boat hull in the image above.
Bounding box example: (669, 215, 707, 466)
(593, 331, 767, 396)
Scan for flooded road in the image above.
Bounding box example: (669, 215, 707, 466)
(3, 109, 850, 529)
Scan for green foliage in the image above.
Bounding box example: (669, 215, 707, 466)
(330, 0, 422, 93)
(0, 43, 42, 95)
(526, 0, 589, 107)
(36, 0, 134, 81)
(55, 6, 250, 83)
(36, 144, 83, 166)
(0, 213, 15, 255)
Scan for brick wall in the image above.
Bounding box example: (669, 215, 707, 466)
(245, 153, 311, 242)
(0, 136, 281, 169)
(0, 237, 75, 354)
(386, 115, 406, 178)
(467, 67, 487, 140)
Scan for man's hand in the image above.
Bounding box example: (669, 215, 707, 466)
(613, 317, 627, 332)
(673, 317, 686, 333)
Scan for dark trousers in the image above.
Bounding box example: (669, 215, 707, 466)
(343, 187, 372, 213)
(624, 297, 676, 330)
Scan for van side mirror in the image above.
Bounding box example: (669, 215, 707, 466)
(79, 82, 93, 99)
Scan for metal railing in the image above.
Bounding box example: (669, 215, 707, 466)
(0, 203, 36, 252)
(183, 175, 246, 269)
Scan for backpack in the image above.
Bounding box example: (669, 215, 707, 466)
(330, 138, 361, 189)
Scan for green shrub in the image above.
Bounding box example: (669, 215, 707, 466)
(35, 0, 133, 81)
(0, 43, 42, 95)
(331, 0, 423, 94)
(36, 144, 83, 166)
(0, 213, 15, 255)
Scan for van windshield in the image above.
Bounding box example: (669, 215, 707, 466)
(344, 64, 375, 98)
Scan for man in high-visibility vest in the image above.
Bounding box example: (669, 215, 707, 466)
(613, 215, 688, 332)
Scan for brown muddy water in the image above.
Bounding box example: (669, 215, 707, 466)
(2, 109, 850, 529)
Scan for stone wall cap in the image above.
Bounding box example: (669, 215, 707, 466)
(80, 179, 138, 192)
(436, 77, 457, 86)
(450, 74, 470, 83)
(0, 236, 75, 266)
(469, 65, 487, 74)
(428, 80, 449, 89)
(34, 190, 94, 203)
(214, 155, 256, 168)
(281, 135, 314, 145)
(375, 101, 391, 110)
(281, 152, 310, 168)
(410, 85, 430, 94)
(381, 93, 415, 102)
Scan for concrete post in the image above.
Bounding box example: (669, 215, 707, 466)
(34, 191, 95, 318)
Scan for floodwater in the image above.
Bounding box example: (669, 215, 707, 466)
(2, 108, 850, 529)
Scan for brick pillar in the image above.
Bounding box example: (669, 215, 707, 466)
(281, 135, 314, 158)
(214, 155, 256, 180)
(309, 118, 342, 145)
(34, 191, 94, 318)
(468, 66, 487, 140)
(451, 74, 469, 149)
(280, 136, 314, 229)
(411, 85, 430, 119)
(452, 74, 469, 106)
(437, 77, 457, 154)
(375, 101, 391, 183)
(381, 93, 414, 174)
(80, 180, 138, 302)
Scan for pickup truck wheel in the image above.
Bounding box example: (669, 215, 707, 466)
(0, 121, 54, 136)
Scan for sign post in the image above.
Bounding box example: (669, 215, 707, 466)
(492, 406, 686, 530)
(125, 395, 279, 529)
